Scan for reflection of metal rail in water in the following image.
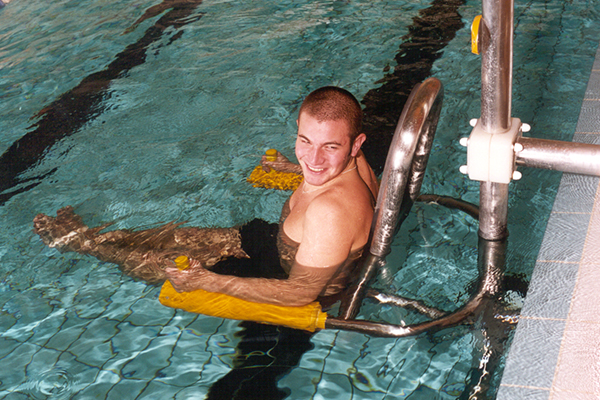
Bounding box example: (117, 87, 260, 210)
(327, 77, 505, 337)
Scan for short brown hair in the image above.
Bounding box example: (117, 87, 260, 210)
(298, 86, 363, 142)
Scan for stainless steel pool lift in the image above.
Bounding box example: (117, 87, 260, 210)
(325, 0, 600, 337)
(325, 77, 501, 338)
(467, 0, 600, 241)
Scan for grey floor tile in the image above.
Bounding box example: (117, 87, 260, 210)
(496, 385, 550, 400)
(575, 100, 600, 133)
(584, 71, 600, 99)
(537, 212, 591, 263)
(501, 318, 565, 390)
(552, 173, 598, 214)
(520, 262, 578, 320)
(593, 49, 600, 71)
(573, 132, 600, 145)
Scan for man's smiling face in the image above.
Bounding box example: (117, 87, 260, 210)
(295, 112, 363, 187)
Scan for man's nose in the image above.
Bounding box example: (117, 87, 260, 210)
(306, 147, 324, 164)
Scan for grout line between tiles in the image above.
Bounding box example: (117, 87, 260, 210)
(500, 383, 550, 391)
(534, 259, 579, 264)
(550, 211, 591, 215)
(518, 315, 567, 322)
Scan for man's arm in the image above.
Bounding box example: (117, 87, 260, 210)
(164, 259, 340, 307)
(164, 195, 355, 307)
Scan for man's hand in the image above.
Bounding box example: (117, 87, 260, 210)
(261, 151, 303, 174)
(165, 258, 206, 292)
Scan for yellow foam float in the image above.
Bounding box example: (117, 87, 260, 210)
(246, 149, 303, 191)
(159, 256, 327, 332)
(160, 282, 327, 332)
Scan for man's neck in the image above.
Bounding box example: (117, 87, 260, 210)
(301, 158, 357, 194)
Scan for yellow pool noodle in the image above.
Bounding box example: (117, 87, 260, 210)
(159, 280, 327, 332)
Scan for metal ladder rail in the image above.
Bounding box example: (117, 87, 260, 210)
(336, 77, 447, 327)
(329, 77, 504, 337)
(325, 239, 501, 337)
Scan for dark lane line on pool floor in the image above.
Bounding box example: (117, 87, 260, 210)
(0, 0, 466, 202)
(0, 0, 204, 206)
(361, 0, 466, 175)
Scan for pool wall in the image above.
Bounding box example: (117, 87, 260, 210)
(497, 41, 600, 400)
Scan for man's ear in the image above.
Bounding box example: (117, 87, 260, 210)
(351, 133, 366, 157)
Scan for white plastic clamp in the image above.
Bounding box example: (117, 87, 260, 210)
(460, 118, 523, 184)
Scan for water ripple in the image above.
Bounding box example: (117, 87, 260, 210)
(20, 367, 77, 400)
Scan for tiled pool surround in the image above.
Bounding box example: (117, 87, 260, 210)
(497, 44, 600, 399)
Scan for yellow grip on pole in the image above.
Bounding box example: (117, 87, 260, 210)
(174, 256, 190, 270)
(471, 15, 482, 55)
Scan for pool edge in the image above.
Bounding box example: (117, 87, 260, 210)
(496, 43, 600, 400)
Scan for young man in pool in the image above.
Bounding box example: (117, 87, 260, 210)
(34, 86, 379, 307)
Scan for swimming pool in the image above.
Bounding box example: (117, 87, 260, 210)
(1, 0, 599, 398)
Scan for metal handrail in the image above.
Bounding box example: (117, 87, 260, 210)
(337, 77, 444, 322)
(516, 137, 600, 176)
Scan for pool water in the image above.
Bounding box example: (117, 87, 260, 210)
(1, 0, 599, 398)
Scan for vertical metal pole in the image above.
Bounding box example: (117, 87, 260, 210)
(479, 181, 509, 239)
(478, 0, 514, 240)
(480, 0, 513, 132)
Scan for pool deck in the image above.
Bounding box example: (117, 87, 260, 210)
(496, 44, 600, 399)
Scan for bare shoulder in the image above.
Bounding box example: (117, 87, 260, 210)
(304, 176, 374, 236)
(313, 178, 371, 211)
(298, 184, 372, 266)
(304, 188, 347, 224)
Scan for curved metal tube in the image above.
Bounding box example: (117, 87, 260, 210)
(366, 289, 446, 319)
(338, 77, 444, 320)
(327, 238, 505, 338)
(371, 77, 444, 258)
(332, 72, 504, 335)
(417, 194, 479, 220)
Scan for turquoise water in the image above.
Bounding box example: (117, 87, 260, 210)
(1, 0, 599, 398)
